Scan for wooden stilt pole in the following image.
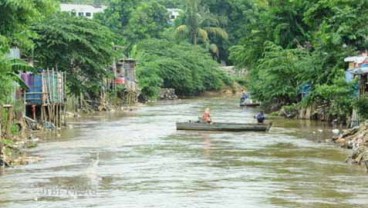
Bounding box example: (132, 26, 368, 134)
(0, 105, 2, 137)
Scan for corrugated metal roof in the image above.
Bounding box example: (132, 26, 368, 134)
(60, 4, 106, 13)
(344, 56, 367, 64)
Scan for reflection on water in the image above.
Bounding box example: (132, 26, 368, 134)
(0, 96, 368, 208)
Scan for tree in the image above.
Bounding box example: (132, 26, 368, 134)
(31, 13, 119, 98)
(205, 0, 260, 63)
(248, 42, 307, 105)
(155, 0, 184, 8)
(304, 0, 368, 50)
(175, 0, 228, 46)
(123, 1, 170, 49)
(0, 0, 57, 52)
(94, 0, 141, 33)
(133, 39, 233, 98)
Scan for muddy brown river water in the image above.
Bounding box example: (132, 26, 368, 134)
(0, 96, 367, 208)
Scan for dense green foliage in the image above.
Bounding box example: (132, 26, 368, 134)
(31, 13, 119, 97)
(354, 96, 368, 120)
(0, 55, 17, 103)
(124, 1, 170, 50)
(228, 0, 368, 121)
(133, 39, 232, 97)
(175, 0, 228, 45)
(248, 42, 306, 105)
(175, 0, 228, 60)
(95, 0, 170, 51)
(0, 0, 57, 52)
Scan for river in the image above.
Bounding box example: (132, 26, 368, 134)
(0, 96, 367, 208)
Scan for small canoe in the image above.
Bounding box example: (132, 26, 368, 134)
(240, 103, 260, 107)
(176, 121, 272, 132)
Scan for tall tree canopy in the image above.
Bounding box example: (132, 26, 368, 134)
(175, 0, 228, 46)
(95, 0, 170, 52)
(133, 39, 233, 97)
(0, 0, 57, 52)
(228, 0, 367, 120)
(124, 1, 170, 49)
(94, 0, 141, 33)
(31, 13, 119, 97)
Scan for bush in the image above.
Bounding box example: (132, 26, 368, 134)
(354, 96, 368, 120)
(134, 39, 233, 98)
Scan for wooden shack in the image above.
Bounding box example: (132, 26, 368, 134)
(112, 58, 138, 105)
(344, 55, 368, 95)
(344, 54, 368, 127)
(21, 69, 66, 129)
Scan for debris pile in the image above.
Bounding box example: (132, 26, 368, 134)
(332, 122, 368, 172)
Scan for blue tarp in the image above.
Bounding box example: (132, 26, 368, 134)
(345, 71, 354, 82)
(300, 83, 311, 97)
(26, 74, 43, 104)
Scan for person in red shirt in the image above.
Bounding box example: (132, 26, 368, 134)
(202, 108, 212, 123)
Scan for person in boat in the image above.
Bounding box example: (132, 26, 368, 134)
(255, 111, 265, 124)
(202, 107, 212, 124)
(240, 90, 249, 102)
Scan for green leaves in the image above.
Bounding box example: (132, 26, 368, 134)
(0, 0, 57, 50)
(124, 1, 170, 49)
(249, 42, 302, 104)
(354, 95, 368, 120)
(175, 0, 228, 46)
(226, 0, 367, 121)
(0, 52, 34, 104)
(31, 13, 119, 97)
(133, 39, 232, 98)
(304, 0, 368, 50)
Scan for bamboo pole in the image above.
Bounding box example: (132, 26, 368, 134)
(0, 105, 2, 164)
(51, 69, 56, 125)
(56, 104, 59, 128)
(46, 69, 52, 126)
(0, 105, 2, 137)
(52, 68, 55, 104)
(55, 105, 58, 129)
(63, 72, 67, 126)
(43, 70, 48, 128)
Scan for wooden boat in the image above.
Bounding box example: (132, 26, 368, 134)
(176, 121, 272, 132)
(240, 102, 260, 107)
(239, 98, 260, 107)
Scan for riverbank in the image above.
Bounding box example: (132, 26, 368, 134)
(0, 132, 42, 167)
(332, 121, 368, 171)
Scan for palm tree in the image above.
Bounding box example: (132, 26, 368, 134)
(175, 0, 228, 46)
